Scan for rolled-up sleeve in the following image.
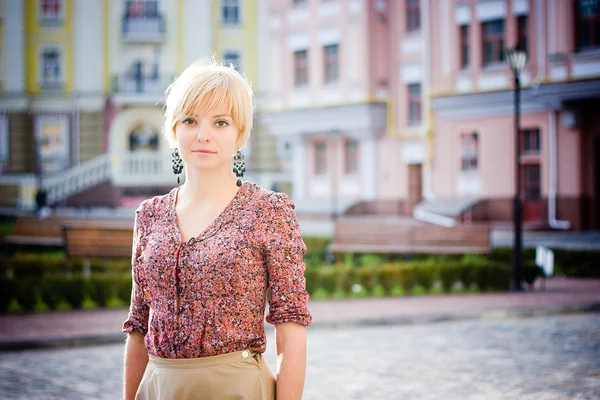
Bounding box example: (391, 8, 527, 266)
(122, 205, 150, 335)
(263, 193, 312, 327)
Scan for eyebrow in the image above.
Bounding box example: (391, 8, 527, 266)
(212, 113, 232, 118)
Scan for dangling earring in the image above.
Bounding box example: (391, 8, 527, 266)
(233, 151, 245, 187)
(172, 148, 183, 184)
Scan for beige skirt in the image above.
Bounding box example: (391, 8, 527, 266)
(135, 350, 276, 400)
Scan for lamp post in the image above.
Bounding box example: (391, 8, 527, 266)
(505, 45, 527, 292)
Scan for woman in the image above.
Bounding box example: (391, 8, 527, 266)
(122, 58, 312, 400)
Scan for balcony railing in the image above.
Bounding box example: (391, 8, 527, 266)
(112, 74, 170, 94)
(112, 151, 174, 187)
(122, 15, 165, 42)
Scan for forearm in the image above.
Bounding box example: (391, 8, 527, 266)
(123, 332, 149, 400)
(275, 324, 307, 400)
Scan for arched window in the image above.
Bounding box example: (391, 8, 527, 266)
(129, 123, 159, 151)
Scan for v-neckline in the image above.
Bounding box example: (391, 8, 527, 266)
(170, 182, 249, 245)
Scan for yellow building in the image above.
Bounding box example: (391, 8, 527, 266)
(0, 0, 277, 210)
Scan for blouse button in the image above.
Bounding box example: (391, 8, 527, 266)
(179, 306, 184, 313)
(242, 351, 249, 358)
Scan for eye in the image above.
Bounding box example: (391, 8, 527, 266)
(182, 118, 196, 125)
(215, 120, 229, 127)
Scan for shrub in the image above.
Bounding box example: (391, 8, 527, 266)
(86, 275, 116, 307)
(338, 267, 358, 295)
(117, 274, 133, 304)
(10, 254, 44, 278)
(63, 275, 86, 309)
(379, 264, 401, 296)
(107, 260, 132, 274)
(318, 266, 338, 296)
(398, 264, 416, 294)
(357, 266, 378, 294)
(0, 277, 15, 312)
(303, 237, 330, 264)
(438, 263, 463, 293)
(472, 262, 511, 292)
(16, 277, 42, 312)
(413, 262, 435, 292)
(359, 254, 384, 268)
(41, 276, 64, 310)
(304, 267, 319, 296)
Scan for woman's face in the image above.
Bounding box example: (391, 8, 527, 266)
(174, 107, 240, 173)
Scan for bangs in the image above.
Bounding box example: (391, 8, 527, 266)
(175, 81, 233, 121)
(163, 58, 254, 149)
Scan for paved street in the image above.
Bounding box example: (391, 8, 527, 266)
(0, 313, 599, 400)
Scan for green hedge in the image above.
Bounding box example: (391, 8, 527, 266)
(303, 257, 513, 299)
(1, 273, 132, 313)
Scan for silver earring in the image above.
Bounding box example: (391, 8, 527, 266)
(233, 151, 245, 187)
(172, 148, 183, 184)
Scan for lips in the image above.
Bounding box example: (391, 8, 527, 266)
(193, 149, 216, 154)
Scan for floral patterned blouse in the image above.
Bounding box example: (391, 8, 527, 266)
(122, 181, 312, 359)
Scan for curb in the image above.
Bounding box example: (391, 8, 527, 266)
(1, 302, 599, 352)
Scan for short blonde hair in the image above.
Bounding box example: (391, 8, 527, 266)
(163, 57, 254, 150)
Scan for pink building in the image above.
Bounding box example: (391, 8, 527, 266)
(262, 0, 600, 231)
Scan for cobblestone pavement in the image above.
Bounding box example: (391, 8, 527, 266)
(0, 313, 598, 400)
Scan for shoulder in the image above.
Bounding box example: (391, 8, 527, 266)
(247, 183, 296, 214)
(134, 189, 175, 220)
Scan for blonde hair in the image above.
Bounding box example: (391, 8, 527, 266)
(163, 57, 254, 150)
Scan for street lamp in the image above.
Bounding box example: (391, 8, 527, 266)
(505, 45, 527, 292)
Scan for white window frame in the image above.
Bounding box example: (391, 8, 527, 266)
(39, 46, 64, 89)
(39, 0, 65, 25)
(0, 115, 8, 168)
(222, 0, 240, 25)
(36, 114, 70, 173)
(323, 43, 339, 84)
(222, 50, 242, 72)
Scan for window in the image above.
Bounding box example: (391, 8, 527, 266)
(344, 139, 359, 174)
(223, 51, 241, 72)
(406, 0, 421, 32)
(482, 19, 505, 65)
(222, 0, 240, 24)
(459, 25, 470, 68)
(294, 50, 309, 86)
(41, 48, 62, 88)
(125, 0, 158, 17)
(314, 142, 327, 175)
(39, 0, 63, 23)
(37, 115, 70, 173)
(574, 0, 600, 50)
(0, 116, 8, 171)
(523, 165, 541, 201)
(521, 128, 540, 155)
(461, 132, 479, 171)
(323, 44, 339, 84)
(407, 83, 421, 125)
(517, 15, 528, 53)
(129, 123, 159, 152)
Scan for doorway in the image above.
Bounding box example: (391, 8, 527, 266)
(522, 163, 543, 222)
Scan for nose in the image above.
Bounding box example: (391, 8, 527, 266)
(195, 121, 211, 142)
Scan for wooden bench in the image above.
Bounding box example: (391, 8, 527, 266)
(62, 220, 135, 260)
(2, 216, 74, 247)
(328, 216, 491, 255)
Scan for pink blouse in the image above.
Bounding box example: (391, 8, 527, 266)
(122, 181, 312, 358)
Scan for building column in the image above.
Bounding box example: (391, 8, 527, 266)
(361, 136, 377, 200)
(292, 136, 306, 200)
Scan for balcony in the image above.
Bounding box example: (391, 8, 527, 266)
(122, 15, 165, 43)
(112, 151, 174, 187)
(111, 74, 173, 105)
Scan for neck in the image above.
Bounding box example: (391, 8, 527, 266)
(179, 167, 240, 206)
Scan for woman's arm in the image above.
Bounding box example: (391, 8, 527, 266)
(123, 331, 149, 400)
(275, 322, 307, 400)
